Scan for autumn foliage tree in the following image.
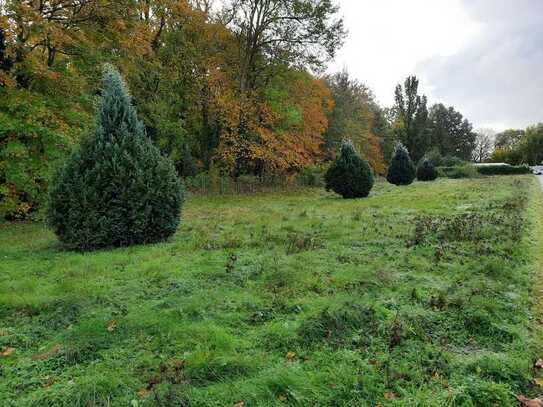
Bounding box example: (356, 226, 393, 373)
(325, 70, 386, 174)
(0, 0, 392, 220)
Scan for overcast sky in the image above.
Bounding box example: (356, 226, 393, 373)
(329, 0, 543, 130)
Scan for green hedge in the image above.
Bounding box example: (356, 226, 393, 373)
(437, 164, 531, 178)
(475, 165, 531, 175)
(437, 165, 479, 179)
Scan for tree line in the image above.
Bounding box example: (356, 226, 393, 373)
(1, 0, 482, 220)
(488, 125, 543, 166)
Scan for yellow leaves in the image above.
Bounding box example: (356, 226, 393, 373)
(286, 351, 296, 362)
(32, 344, 61, 361)
(384, 392, 396, 400)
(107, 320, 117, 332)
(137, 388, 149, 397)
(533, 377, 543, 387)
(1, 347, 15, 357)
(0, 71, 16, 88)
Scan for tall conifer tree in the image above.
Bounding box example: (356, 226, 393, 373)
(46, 65, 184, 250)
(386, 143, 416, 186)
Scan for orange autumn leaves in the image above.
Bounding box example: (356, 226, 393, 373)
(1, 0, 385, 179)
(253, 76, 334, 173)
(214, 71, 385, 176)
(216, 74, 330, 174)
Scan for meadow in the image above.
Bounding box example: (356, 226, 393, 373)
(1, 176, 543, 406)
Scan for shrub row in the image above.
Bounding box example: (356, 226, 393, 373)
(437, 165, 479, 179)
(438, 164, 531, 178)
(476, 165, 531, 175)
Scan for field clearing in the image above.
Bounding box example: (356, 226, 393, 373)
(1, 176, 543, 406)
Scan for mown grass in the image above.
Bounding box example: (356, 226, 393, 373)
(1, 176, 543, 406)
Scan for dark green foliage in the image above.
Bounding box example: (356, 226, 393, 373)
(0, 90, 91, 220)
(424, 148, 443, 166)
(297, 165, 325, 187)
(393, 76, 430, 163)
(438, 164, 530, 178)
(46, 66, 184, 251)
(0, 28, 13, 73)
(441, 155, 465, 167)
(476, 165, 531, 175)
(386, 143, 416, 185)
(417, 158, 438, 181)
(428, 103, 476, 161)
(438, 165, 479, 179)
(324, 140, 374, 198)
(179, 144, 198, 177)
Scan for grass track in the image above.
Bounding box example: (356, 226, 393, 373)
(1, 176, 543, 406)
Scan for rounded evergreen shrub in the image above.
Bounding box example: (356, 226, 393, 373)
(46, 65, 184, 251)
(324, 140, 374, 198)
(386, 143, 416, 185)
(417, 158, 438, 181)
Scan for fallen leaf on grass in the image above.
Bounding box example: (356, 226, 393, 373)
(137, 388, 149, 397)
(172, 359, 185, 369)
(533, 378, 543, 387)
(32, 345, 61, 361)
(233, 402, 245, 407)
(535, 359, 543, 368)
(286, 351, 296, 361)
(517, 395, 543, 407)
(1, 347, 15, 357)
(384, 392, 396, 400)
(43, 376, 55, 388)
(277, 393, 287, 401)
(107, 320, 117, 332)
(368, 358, 378, 365)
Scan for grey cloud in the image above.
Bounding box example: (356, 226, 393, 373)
(417, 0, 543, 129)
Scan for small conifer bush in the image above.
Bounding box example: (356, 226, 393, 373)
(46, 65, 184, 251)
(417, 158, 438, 181)
(324, 140, 374, 198)
(387, 143, 416, 186)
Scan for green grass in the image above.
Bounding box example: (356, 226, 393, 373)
(1, 176, 542, 406)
